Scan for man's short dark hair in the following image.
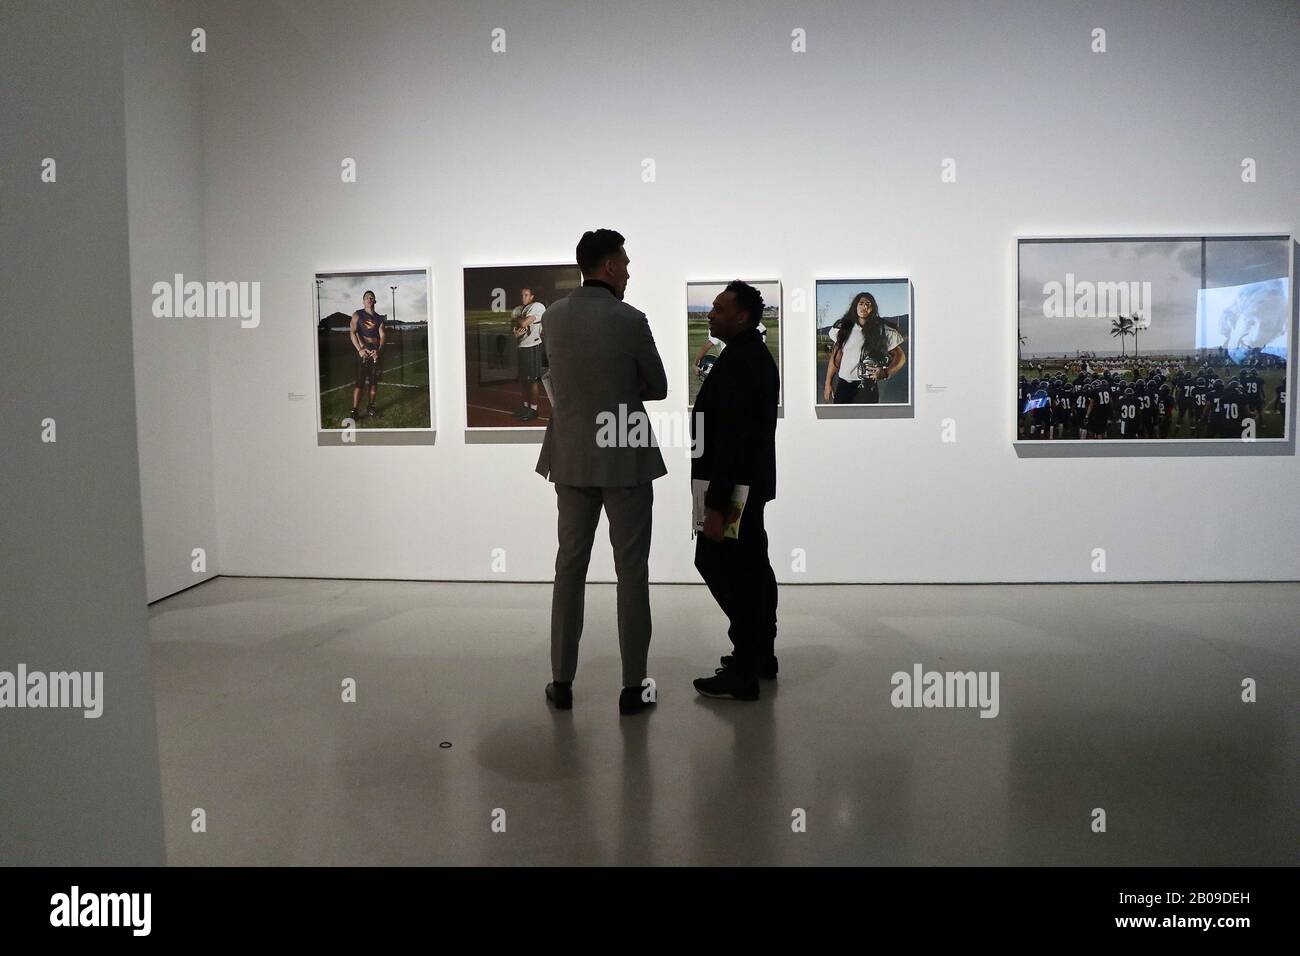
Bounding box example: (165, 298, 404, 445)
(576, 229, 626, 275)
(363, 289, 376, 300)
(725, 280, 764, 327)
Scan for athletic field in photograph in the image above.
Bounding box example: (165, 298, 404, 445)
(317, 328, 431, 429)
(686, 309, 781, 406)
(464, 309, 551, 428)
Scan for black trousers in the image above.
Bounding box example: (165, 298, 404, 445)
(833, 377, 878, 404)
(693, 499, 778, 678)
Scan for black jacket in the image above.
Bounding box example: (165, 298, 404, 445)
(690, 326, 779, 511)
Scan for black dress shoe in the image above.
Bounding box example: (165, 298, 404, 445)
(545, 682, 572, 710)
(619, 685, 655, 715)
(694, 669, 760, 701)
(718, 654, 778, 680)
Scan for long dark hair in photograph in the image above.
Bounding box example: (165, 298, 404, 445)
(834, 292, 890, 371)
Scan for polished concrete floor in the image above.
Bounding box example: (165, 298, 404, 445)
(149, 577, 1299, 865)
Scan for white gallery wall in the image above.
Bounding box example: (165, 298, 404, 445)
(178, 0, 1299, 584)
(126, 0, 219, 602)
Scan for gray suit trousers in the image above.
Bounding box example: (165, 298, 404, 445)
(551, 482, 654, 687)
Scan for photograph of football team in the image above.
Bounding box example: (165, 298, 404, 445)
(815, 279, 911, 406)
(464, 264, 581, 428)
(1017, 236, 1291, 441)
(314, 269, 433, 431)
(687, 280, 782, 407)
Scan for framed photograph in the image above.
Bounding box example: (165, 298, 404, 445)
(686, 279, 782, 407)
(816, 278, 912, 407)
(313, 268, 434, 432)
(463, 263, 581, 429)
(1016, 235, 1291, 442)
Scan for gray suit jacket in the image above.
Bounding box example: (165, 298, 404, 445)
(535, 284, 668, 486)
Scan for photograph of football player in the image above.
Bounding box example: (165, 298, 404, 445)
(1116, 386, 1140, 438)
(1242, 367, 1265, 420)
(816, 280, 911, 407)
(1155, 382, 1174, 438)
(1024, 381, 1052, 438)
(314, 269, 433, 432)
(1078, 376, 1110, 439)
(464, 264, 580, 428)
(1172, 368, 1199, 436)
(1218, 379, 1248, 437)
(686, 280, 781, 407)
(349, 290, 385, 420)
(692, 319, 767, 378)
(510, 287, 546, 421)
(1017, 236, 1290, 441)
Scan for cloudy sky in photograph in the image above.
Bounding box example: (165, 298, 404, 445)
(1018, 238, 1289, 357)
(316, 269, 429, 326)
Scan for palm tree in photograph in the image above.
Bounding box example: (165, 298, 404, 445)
(1110, 315, 1134, 357)
(1018, 332, 1028, 365)
(1124, 312, 1146, 358)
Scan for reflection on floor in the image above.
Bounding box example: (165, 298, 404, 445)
(150, 577, 1300, 865)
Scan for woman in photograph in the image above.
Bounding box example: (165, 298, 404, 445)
(822, 292, 906, 404)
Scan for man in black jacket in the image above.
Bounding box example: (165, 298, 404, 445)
(690, 280, 779, 701)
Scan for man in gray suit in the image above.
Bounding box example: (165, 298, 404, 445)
(535, 229, 668, 716)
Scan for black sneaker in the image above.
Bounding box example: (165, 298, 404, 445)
(368, 405, 383, 419)
(619, 685, 656, 716)
(519, 407, 539, 421)
(718, 654, 778, 680)
(511, 405, 529, 419)
(348, 408, 358, 422)
(545, 682, 573, 710)
(693, 669, 759, 701)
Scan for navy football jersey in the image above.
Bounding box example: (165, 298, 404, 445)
(1221, 393, 1246, 435)
(1208, 393, 1228, 425)
(1090, 385, 1111, 420)
(1137, 390, 1153, 423)
(1117, 397, 1138, 435)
